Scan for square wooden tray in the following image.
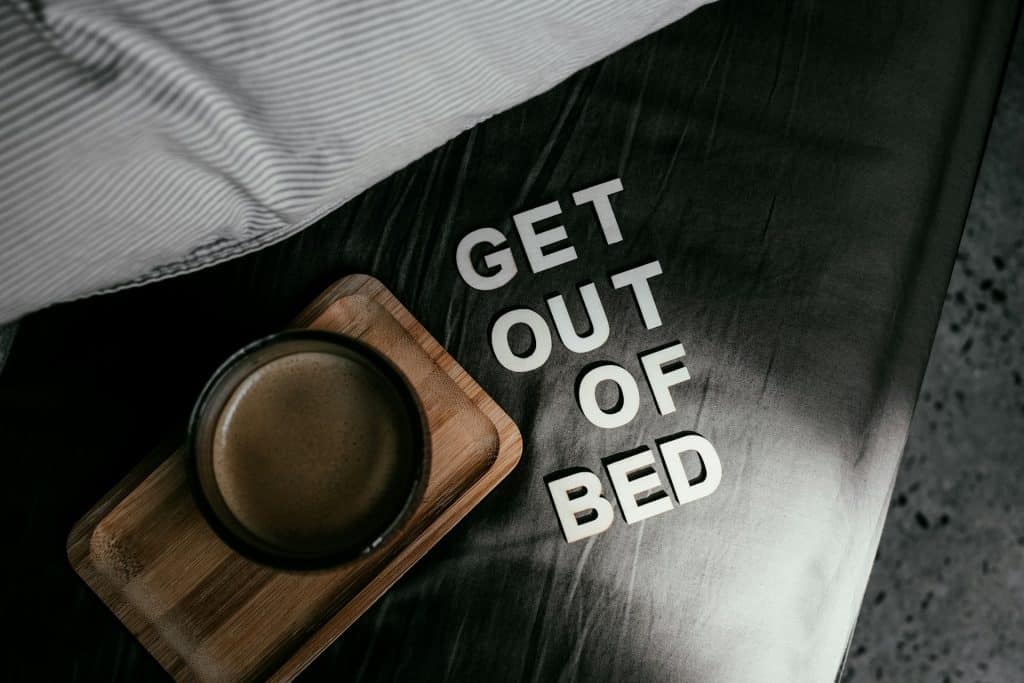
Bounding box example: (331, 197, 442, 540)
(67, 274, 522, 682)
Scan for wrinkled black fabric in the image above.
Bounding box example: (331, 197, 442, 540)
(0, 0, 1018, 681)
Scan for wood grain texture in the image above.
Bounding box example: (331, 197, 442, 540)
(67, 275, 522, 682)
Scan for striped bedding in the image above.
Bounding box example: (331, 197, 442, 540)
(0, 0, 711, 325)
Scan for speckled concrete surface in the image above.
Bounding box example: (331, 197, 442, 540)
(842, 15, 1024, 683)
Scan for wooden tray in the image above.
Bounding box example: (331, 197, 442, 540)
(67, 275, 522, 682)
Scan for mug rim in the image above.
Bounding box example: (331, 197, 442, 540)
(187, 328, 429, 571)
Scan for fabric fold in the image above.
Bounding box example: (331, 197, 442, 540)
(0, 0, 714, 324)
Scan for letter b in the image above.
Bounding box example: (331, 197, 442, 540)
(546, 470, 615, 543)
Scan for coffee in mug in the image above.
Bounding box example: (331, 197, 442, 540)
(188, 330, 425, 567)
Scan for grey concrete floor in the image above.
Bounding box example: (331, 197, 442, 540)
(842, 15, 1024, 683)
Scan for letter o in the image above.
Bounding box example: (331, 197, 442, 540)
(577, 363, 641, 429)
(490, 308, 552, 373)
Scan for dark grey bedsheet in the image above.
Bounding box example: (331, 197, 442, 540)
(0, 0, 1019, 680)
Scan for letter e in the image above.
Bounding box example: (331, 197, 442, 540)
(605, 449, 674, 524)
(513, 201, 577, 273)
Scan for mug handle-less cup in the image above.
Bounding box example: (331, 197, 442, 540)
(186, 329, 428, 570)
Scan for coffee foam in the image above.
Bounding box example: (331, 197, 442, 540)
(211, 349, 417, 556)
